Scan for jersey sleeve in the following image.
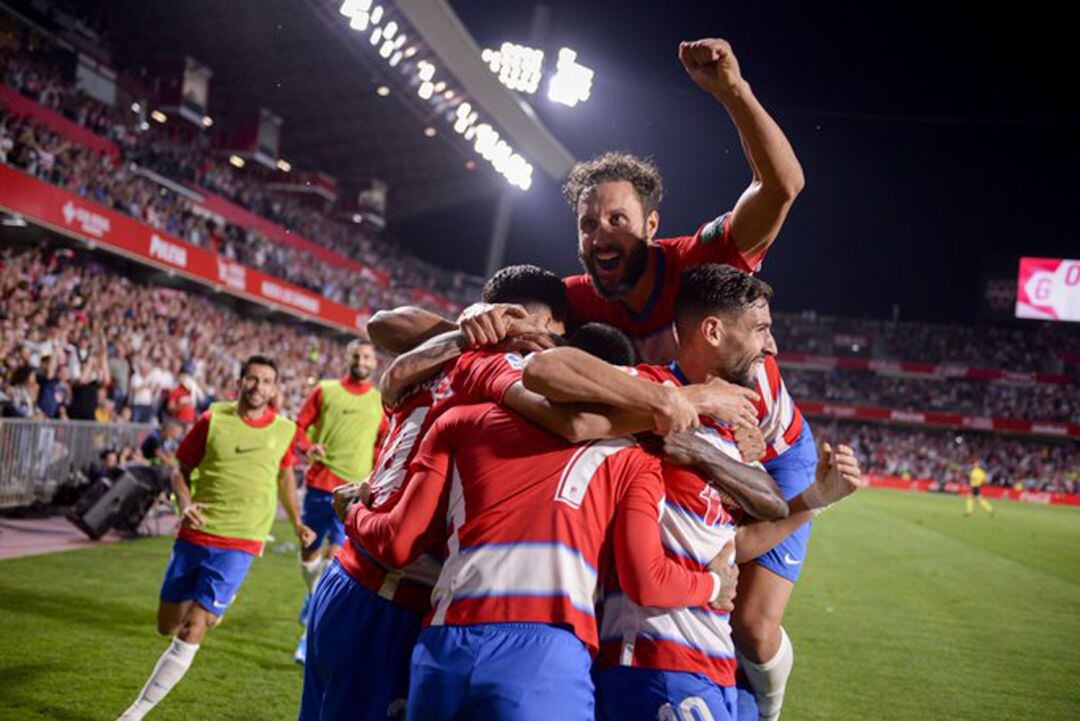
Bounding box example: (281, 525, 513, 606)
(451, 352, 525, 405)
(755, 357, 796, 446)
(613, 454, 717, 608)
(295, 385, 322, 433)
(673, 212, 766, 273)
(345, 409, 460, 567)
(175, 412, 211, 469)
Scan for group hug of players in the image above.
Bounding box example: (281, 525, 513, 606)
(116, 39, 866, 721)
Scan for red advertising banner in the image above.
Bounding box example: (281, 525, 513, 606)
(189, 185, 390, 287)
(1015, 257, 1080, 322)
(0, 84, 120, 158)
(779, 352, 1074, 386)
(798, 400, 1079, 439)
(864, 475, 1080, 507)
(0, 165, 369, 333)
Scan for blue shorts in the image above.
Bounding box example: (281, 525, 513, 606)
(159, 539, 254, 615)
(596, 667, 737, 721)
(408, 623, 594, 721)
(300, 559, 422, 721)
(756, 424, 818, 583)
(302, 487, 346, 552)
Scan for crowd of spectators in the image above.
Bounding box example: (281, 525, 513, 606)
(817, 419, 1077, 495)
(784, 367, 1078, 423)
(0, 244, 356, 424)
(1, 44, 473, 311)
(773, 311, 1080, 375)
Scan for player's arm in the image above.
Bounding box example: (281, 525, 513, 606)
(170, 462, 205, 527)
(734, 442, 863, 561)
(277, 463, 315, 547)
(501, 382, 653, 442)
(679, 39, 804, 258)
(523, 347, 699, 435)
(615, 463, 737, 611)
(367, 305, 456, 354)
(345, 465, 450, 567)
(380, 329, 468, 407)
(661, 430, 787, 520)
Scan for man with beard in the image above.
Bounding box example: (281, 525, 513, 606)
(118, 356, 315, 721)
(559, 38, 803, 364)
(292, 338, 386, 663)
(523, 265, 824, 721)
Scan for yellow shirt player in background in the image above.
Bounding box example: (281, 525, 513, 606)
(966, 460, 995, 517)
(293, 337, 386, 663)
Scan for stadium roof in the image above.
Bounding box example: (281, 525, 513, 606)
(80, 0, 574, 221)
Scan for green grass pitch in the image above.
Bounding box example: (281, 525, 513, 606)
(1, 489, 1078, 720)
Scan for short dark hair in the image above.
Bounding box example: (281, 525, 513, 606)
(240, 354, 278, 380)
(567, 323, 637, 366)
(482, 264, 567, 322)
(562, 152, 664, 214)
(346, 337, 373, 352)
(675, 264, 773, 337)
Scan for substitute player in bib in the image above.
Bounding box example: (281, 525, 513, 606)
(965, 459, 994, 517)
(346, 401, 739, 721)
(118, 355, 315, 721)
(524, 265, 822, 721)
(292, 337, 384, 663)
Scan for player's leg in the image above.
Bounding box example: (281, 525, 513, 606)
(301, 559, 422, 721)
(965, 493, 974, 516)
(468, 623, 595, 721)
(732, 426, 817, 721)
(979, 496, 994, 514)
(596, 667, 737, 721)
(156, 600, 192, 636)
(119, 544, 253, 720)
(296, 488, 336, 662)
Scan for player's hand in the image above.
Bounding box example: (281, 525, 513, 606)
(681, 378, 758, 427)
(307, 443, 327, 461)
(733, 422, 766, 462)
(653, 386, 701, 435)
(457, 302, 529, 347)
(332, 481, 372, 522)
(706, 539, 739, 612)
(678, 38, 744, 99)
(295, 523, 317, 548)
(660, 428, 710, 467)
(180, 502, 207, 527)
(803, 443, 864, 510)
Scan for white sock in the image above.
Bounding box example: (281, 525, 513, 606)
(738, 626, 794, 721)
(299, 555, 326, 592)
(118, 637, 200, 720)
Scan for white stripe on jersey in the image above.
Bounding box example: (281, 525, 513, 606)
(659, 501, 736, 566)
(556, 437, 636, 508)
(602, 592, 736, 659)
(432, 461, 467, 625)
(756, 363, 795, 453)
(431, 541, 599, 623)
(370, 403, 430, 508)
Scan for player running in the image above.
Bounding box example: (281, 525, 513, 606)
(292, 337, 384, 663)
(524, 264, 829, 721)
(345, 399, 739, 721)
(117, 355, 315, 721)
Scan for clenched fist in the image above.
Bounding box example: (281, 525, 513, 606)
(679, 38, 744, 99)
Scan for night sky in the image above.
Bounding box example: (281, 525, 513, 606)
(397, 0, 1076, 324)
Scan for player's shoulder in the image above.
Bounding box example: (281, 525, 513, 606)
(632, 362, 677, 384)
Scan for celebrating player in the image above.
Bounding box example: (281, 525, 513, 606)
(117, 356, 315, 721)
(524, 264, 824, 721)
(292, 337, 384, 663)
(346, 398, 738, 721)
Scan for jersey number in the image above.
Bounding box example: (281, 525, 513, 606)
(658, 696, 715, 721)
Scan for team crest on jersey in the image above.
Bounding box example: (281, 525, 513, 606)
(504, 353, 525, 370)
(699, 214, 726, 245)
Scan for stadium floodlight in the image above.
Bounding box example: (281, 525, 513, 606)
(389, 51, 403, 67)
(547, 48, 594, 107)
(228, 154, 245, 168)
(276, 158, 292, 173)
(418, 81, 434, 100)
(382, 21, 397, 40)
(423, 126, 437, 137)
(151, 109, 167, 123)
(376, 84, 390, 96)
(349, 12, 369, 31)
(201, 115, 214, 128)
(370, 27, 383, 45)
(403, 46, 418, 58)
(379, 39, 394, 58)
(131, 102, 141, 113)
(417, 60, 435, 82)
(370, 5, 384, 24)
(482, 42, 544, 95)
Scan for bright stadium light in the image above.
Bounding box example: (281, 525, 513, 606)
(339, 0, 371, 17)
(151, 109, 167, 123)
(389, 51, 403, 67)
(418, 81, 434, 100)
(276, 158, 292, 172)
(370, 27, 383, 45)
(228, 154, 246, 168)
(201, 115, 214, 128)
(370, 5, 384, 24)
(382, 21, 397, 39)
(349, 12, 369, 31)
(482, 42, 544, 94)
(548, 48, 594, 107)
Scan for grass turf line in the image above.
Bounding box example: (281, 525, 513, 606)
(1, 491, 1078, 720)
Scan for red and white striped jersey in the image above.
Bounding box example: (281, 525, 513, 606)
(598, 461, 739, 686)
(346, 403, 719, 653)
(632, 358, 804, 462)
(336, 351, 524, 612)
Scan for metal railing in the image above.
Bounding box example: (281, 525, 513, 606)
(0, 419, 154, 509)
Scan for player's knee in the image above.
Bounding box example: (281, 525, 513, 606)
(156, 618, 179, 636)
(732, 609, 782, 659)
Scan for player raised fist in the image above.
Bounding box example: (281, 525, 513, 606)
(678, 38, 744, 99)
(801, 442, 864, 511)
(332, 480, 372, 522)
(457, 302, 529, 347)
